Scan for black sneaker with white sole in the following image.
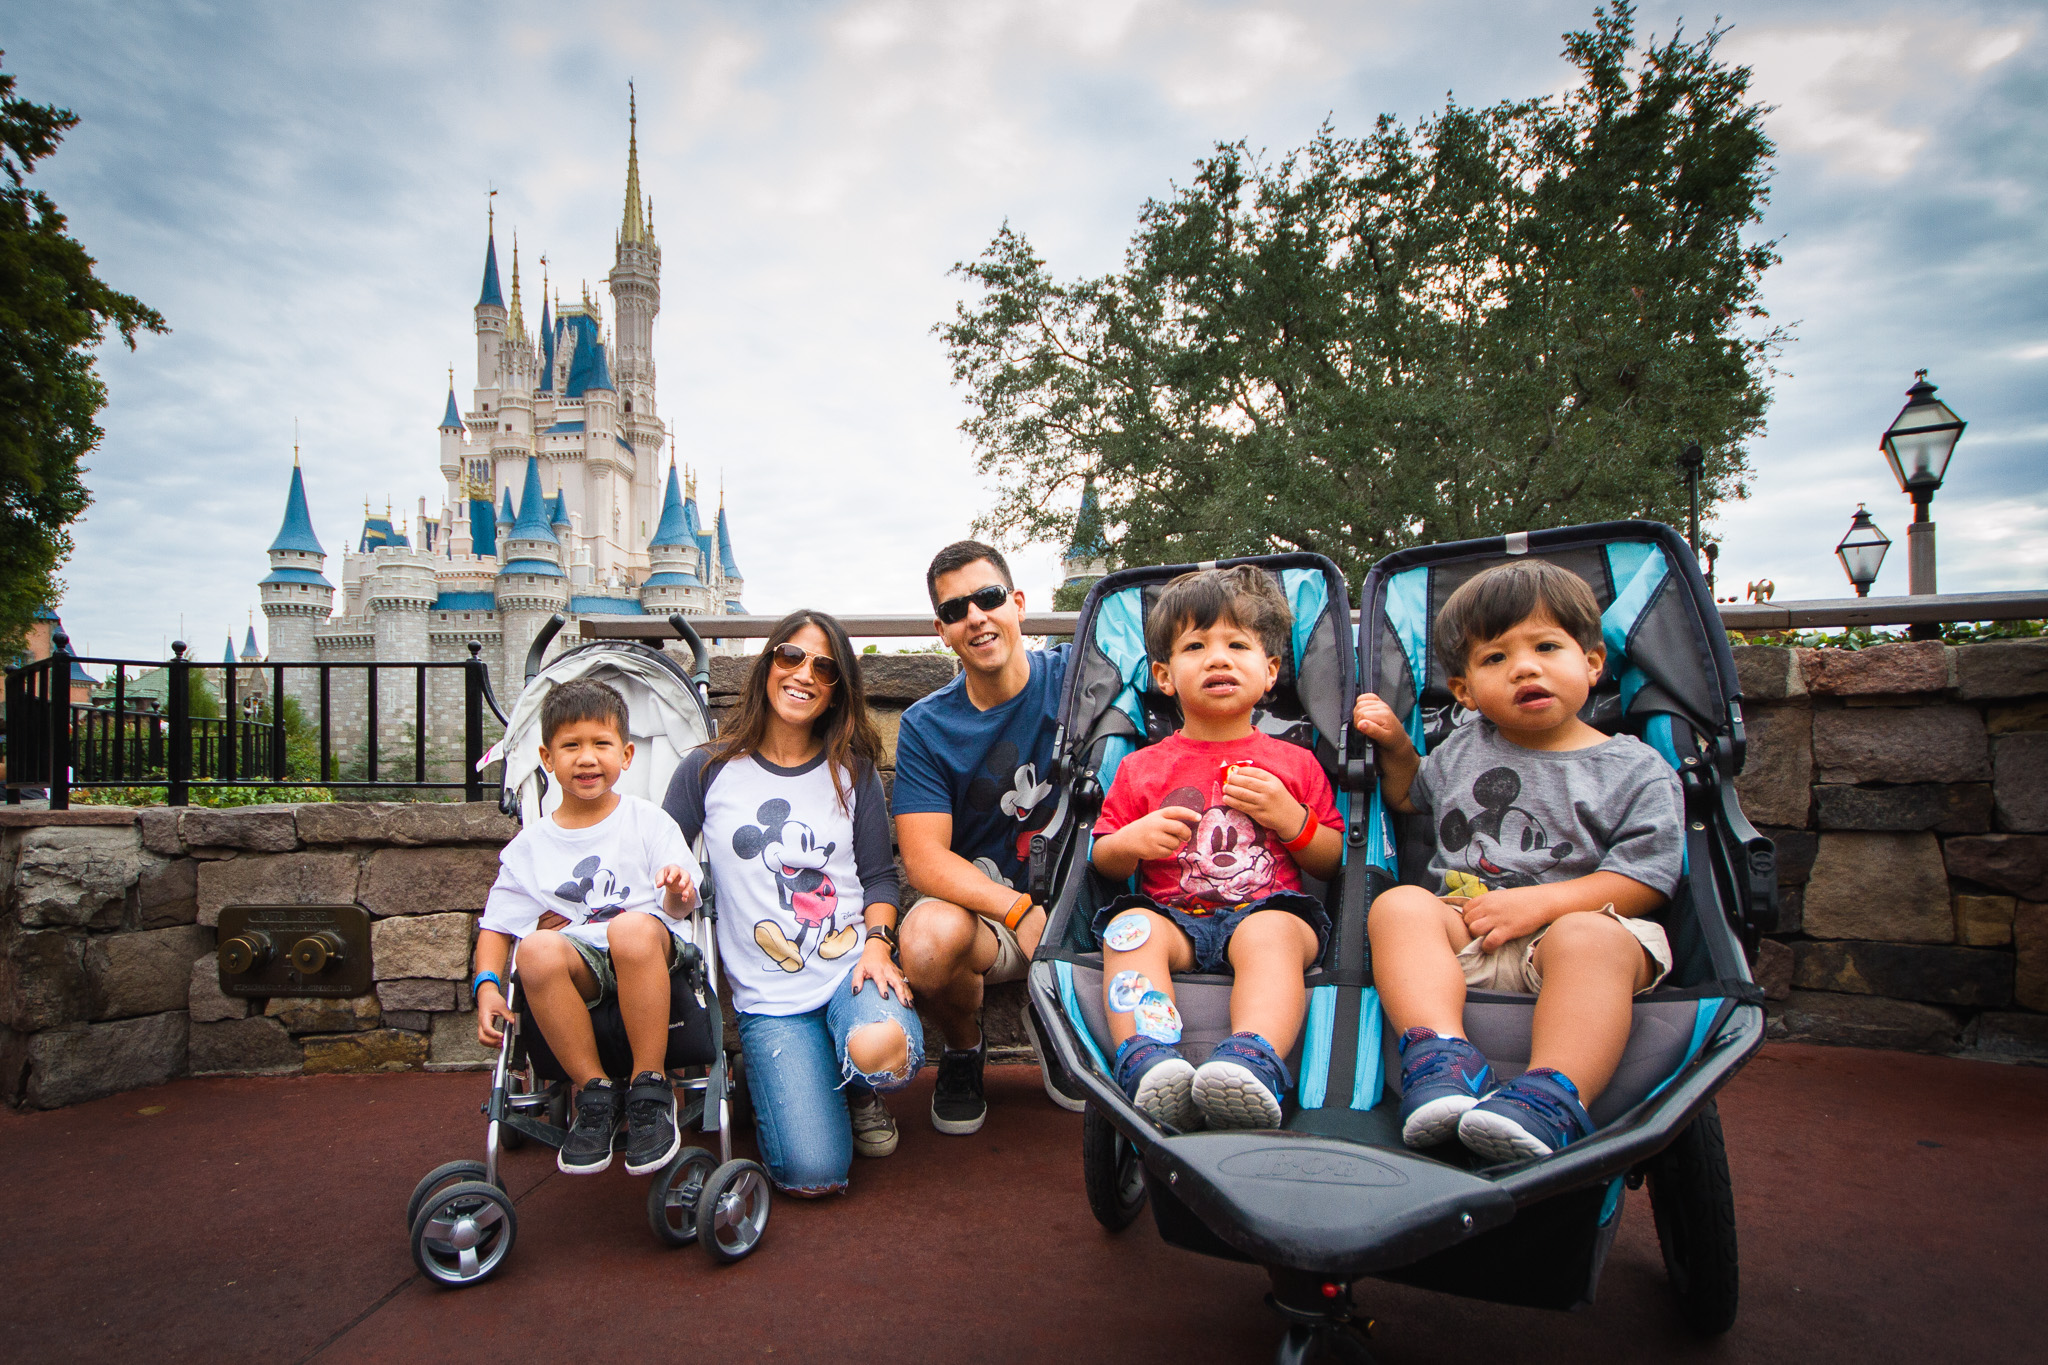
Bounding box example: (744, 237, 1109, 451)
(559, 1078, 623, 1174)
(623, 1070, 682, 1176)
(1022, 1002, 1087, 1113)
(930, 1036, 987, 1135)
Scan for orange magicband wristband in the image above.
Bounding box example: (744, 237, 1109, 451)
(1281, 810, 1319, 855)
(1003, 893, 1034, 931)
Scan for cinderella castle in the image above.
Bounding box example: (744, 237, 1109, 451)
(257, 94, 746, 730)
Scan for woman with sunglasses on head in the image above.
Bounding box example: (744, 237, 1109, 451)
(662, 610, 923, 1195)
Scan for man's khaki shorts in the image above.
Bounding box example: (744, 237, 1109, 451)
(1454, 902, 1671, 995)
(903, 895, 1029, 985)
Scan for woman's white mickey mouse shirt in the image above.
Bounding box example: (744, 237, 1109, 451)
(479, 793, 702, 949)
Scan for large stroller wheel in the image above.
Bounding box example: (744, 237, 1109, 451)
(1647, 1098, 1739, 1335)
(695, 1159, 771, 1262)
(405, 1159, 492, 1231)
(646, 1147, 718, 1246)
(410, 1180, 517, 1287)
(1082, 1102, 1148, 1231)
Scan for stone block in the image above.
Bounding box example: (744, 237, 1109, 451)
(1732, 645, 1805, 701)
(1955, 894, 2016, 947)
(188, 953, 248, 1022)
(1734, 704, 1812, 827)
(1776, 885, 1803, 935)
(1993, 734, 2048, 833)
(1953, 639, 2048, 700)
(1815, 783, 1993, 834)
(264, 993, 382, 1033)
(89, 925, 213, 1020)
(137, 857, 198, 927)
(189, 1016, 301, 1075)
(2017, 902, 2048, 1013)
(23, 1011, 188, 1109)
(357, 846, 499, 917)
(177, 805, 301, 852)
(296, 801, 518, 848)
(138, 807, 185, 857)
(376, 977, 456, 1012)
(383, 1009, 430, 1032)
(370, 912, 474, 980)
(1767, 990, 1960, 1053)
(1813, 706, 1989, 785)
(1804, 831, 1953, 943)
(857, 653, 958, 704)
(1944, 836, 2048, 900)
(194, 851, 360, 927)
(1972, 1012, 2048, 1063)
(429, 1009, 497, 1068)
(1792, 940, 2011, 1007)
(1988, 699, 2048, 735)
(12, 825, 153, 927)
(1801, 642, 1949, 696)
(1754, 938, 1793, 1000)
(1761, 828, 1818, 883)
(872, 709, 901, 768)
(302, 1028, 428, 1074)
(0, 928, 91, 1032)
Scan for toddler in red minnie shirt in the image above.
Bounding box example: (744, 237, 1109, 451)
(1090, 567, 1341, 1131)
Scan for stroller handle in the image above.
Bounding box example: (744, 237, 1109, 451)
(667, 615, 711, 690)
(524, 613, 567, 684)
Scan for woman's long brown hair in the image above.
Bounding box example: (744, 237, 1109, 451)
(702, 609, 882, 812)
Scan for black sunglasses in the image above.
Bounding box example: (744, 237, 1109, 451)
(769, 642, 840, 686)
(935, 583, 1013, 626)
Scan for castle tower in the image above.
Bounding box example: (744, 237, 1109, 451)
(260, 458, 334, 709)
(608, 87, 662, 578)
(474, 210, 507, 396)
(640, 460, 709, 615)
(714, 489, 744, 611)
(495, 454, 569, 686)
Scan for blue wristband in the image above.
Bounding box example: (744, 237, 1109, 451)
(472, 971, 503, 996)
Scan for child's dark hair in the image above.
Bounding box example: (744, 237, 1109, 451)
(541, 678, 631, 745)
(925, 539, 1012, 610)
(1145, 565, 1293, 665)
(1434, 560, 1604, 678)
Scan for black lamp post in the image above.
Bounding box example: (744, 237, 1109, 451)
(1835, 504, 1890, 598)
(1678, 440, 1705, 553)
(1879, 371, 1964, 597)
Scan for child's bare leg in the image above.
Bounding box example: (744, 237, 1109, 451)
(517, 930, 605, 1085)
(1527, 912, 1655, 1103)
(1368, 886, 1475, 1037)
(1223, 910, 1320, 1054)
(608, 912, 675, 1077)
(1101, 908, 1194, 1046)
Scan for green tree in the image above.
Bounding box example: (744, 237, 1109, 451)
(942, 4, 1780, 589)
(0, 54, 167, 653)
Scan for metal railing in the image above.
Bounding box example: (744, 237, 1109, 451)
(3, 636, 507, 810)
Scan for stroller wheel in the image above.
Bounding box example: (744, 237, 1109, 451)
(1081, 1102, 1148, 1232)
(694, 1159, 771, 1263)
(1647, 1098, 1739, 1336)
(646, 1147, 718, 1246)
(410, 1181, 517, 1287)
(405, 1160, 492, 1231)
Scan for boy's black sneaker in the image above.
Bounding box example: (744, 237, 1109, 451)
(623, 1070, 682, 1176)
(930, 1035, 987, 1135)
(559, 1078, 623, 1174)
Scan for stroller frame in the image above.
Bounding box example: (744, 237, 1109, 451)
(1026, 527, 1774, 1362)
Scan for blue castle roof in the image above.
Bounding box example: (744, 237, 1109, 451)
(539, 306, 556, 392)
(469, 497, 497, 557)
(440, 387, 464, 430)
(649, 464, 691, 548)
(1067, 474, 1108, 559)
(569, 595, 645, 616)
(561, 314, 613, 397)
(717, 506, 741, 579)
(545, 420, 584, 434)
(507, 455, 558, 545)
(223, 636, 236, 665)
(500, 558, 565, 578)
(260, 567, 330, 587)
(268, 465, 325, 555)
(241, 626, 261, 660)
(641, 571, 703, 587)
(478, 233, 504, 309)
(498, 489, 515, 524)
(549, 490, 569, 527)
(358, 516, 408, 552)
(434, 590, 496, 611)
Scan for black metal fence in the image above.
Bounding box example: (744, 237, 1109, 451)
(3, 635, 507, 809)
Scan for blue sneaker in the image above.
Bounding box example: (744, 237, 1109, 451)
(1396, 1028, 1493, 1148)
(1115, 1036, 1199, 1130)
(1458, 1067, 1593, 1161)
(1193, 1032, 1291, 1130)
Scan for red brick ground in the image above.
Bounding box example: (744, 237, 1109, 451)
(2, 1044, 2042, 1363)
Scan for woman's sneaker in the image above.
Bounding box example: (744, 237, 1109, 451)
(1396, 1028, 1493, 1148)
(559, 1078, 623, 1174)
(1192, 1032, 1290, 1130)
(1114, 1036, 1199, 1130)
(623, 1071, 682, 1176)
(1457, 1067, 1593, 1161)
(848, 1087, 900, 1157)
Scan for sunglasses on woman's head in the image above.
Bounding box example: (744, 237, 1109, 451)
(769, 642, 840, 685)
(935, 582, 1012, 626)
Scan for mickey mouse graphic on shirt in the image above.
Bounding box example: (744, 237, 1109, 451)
(1437, 766, 1574, 898)
(1151, 782, 1282, 908)
(965, 739, 1056, 871)
(731, 798, 861, 973)
(554, 854, 634, 924)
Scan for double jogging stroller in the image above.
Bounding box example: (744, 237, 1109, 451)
(1024, 525, 1775, 1362)
(404, 616, 771, 1286)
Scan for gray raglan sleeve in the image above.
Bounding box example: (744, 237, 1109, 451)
(851, 761, 902, 910)
(662, 746, 711, 842)
(1593, 747, 1686, 896)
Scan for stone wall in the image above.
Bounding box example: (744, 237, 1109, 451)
(1733, 638, 2048, 1062)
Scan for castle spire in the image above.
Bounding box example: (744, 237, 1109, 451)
(477, 199, 504, 309)
(269, 463, 324, 555)
(507, 233, 525, 338)
(621, 83, 646, 245)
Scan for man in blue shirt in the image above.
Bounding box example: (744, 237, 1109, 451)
(894, 540, 1084, 1134)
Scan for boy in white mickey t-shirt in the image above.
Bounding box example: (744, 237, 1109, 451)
(473, 679, 702, 1176)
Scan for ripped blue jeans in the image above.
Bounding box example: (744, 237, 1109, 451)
(735, 966, 925, 1195)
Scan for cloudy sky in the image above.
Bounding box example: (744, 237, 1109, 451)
(5, 0, 2043, 661)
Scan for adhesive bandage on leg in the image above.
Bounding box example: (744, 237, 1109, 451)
(1133, 990, 1183, 1043)
(1107, 971, 1151, 1013)
(1102, 913, 1151, 952)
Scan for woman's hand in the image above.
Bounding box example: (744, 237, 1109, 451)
(1220, 764, 1307, 836)
(475, 983, 512, 1048)
(848, 934, 912, 1004)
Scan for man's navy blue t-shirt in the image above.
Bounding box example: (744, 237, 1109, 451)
(890, 646, 1069, 891)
